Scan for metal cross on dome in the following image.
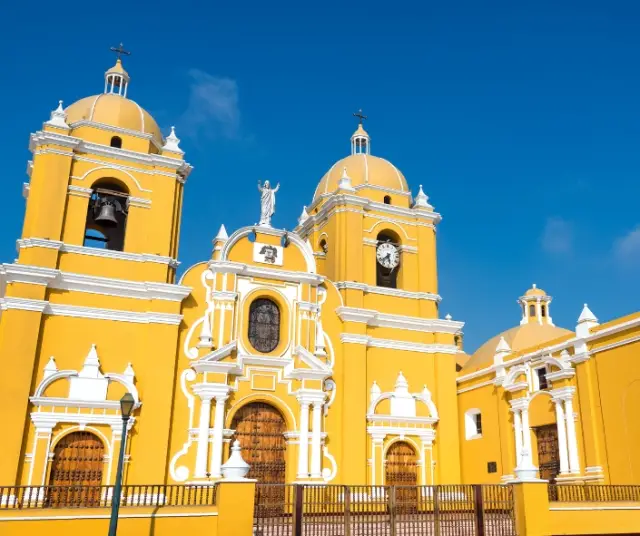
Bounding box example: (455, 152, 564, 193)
(110, 43, 131, 60)
(353, 109, 367, 125)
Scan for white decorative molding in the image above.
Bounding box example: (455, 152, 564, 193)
(334, 282, 441, 302)
(45, 101, 70, 129)
(209, 260, 323, 286)
(336, 306, 463, 333)
(162, 126, 184, 154)
(30, 130, 193, 179)
(340, 333, 457, 354)
(0, 263, 190, 301)
(17, 238, 179, 268)
(0, 297, 182, 325)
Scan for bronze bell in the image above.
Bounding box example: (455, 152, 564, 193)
(94, 201, 118, 227)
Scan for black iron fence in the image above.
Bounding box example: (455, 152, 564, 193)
(0, 484, 216, 509)
(253, 484, 516, 536)
(548, 484, 640, 503)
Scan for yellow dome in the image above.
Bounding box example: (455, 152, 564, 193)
(525, 284, 547, 297)
(65, 94, 163, 145)
(313, 153, 409, 200)
(462, 323, 572, 373)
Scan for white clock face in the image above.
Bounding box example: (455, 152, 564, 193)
(376, 242, 399, 269)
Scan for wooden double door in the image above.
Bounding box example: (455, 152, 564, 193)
(385, 441, 418, 511)
(47, 431, 105, 507)
(535, 424, 560, 482)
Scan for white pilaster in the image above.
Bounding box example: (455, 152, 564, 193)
(210, 394, 229, 478)
(371, 434, 385, 485)
(553, 398, 570, 474)
(521, 407, 533, 458)
(297, 401, 310, 479)
(564, 397, 580, 473)
(310, 401, 323, 478)
(511, 398, 539, 481)
(513, 409, 523, 462)
(195, 396, 212, 478)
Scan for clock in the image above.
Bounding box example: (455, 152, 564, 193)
(376, 241, 399, 270)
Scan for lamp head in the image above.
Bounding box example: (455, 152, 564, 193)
(120, 392, 135, 419)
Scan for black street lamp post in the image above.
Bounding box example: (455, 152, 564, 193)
(108, 392, 135, 536)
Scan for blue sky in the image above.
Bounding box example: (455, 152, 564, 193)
(2, 1, 639, 352)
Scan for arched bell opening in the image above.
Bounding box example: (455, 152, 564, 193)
(46, 430, 105, 507)
(376, 230, 401, 289)
(84, 179, 129, 251)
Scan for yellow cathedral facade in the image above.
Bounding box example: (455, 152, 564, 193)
(1, 55, 639, 503)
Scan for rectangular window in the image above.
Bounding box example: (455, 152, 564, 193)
(474, 413, 483, 435)
(487, 461, 497, 474)
(536, 367, 549, 390)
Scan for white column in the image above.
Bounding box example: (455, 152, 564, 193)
(536, 298, 542, 324)
(310, 401, 323, 479)
(553, 399, 570, 474)
(209, 395, 228, 478)
(564, 397, 580, 473)
(521, 407, 533, 458)
(195, 396, 212, 478)
(297, 401, 310, 479)
(513, 409, 523, 463)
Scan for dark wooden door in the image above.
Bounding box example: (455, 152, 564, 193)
(385, 441, 418, 512)
(47, 431, 104, 507)
(232, 403, 286, 516)
(536, 424, 560, 483)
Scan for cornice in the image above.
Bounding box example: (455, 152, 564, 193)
(340, 333, 458, 354)
(17, 238, 179, 269)
(29, 130, 193, 181)
(0, 297, 182, 325)
(334, 281, 441, 302)
(208, 260, 324, 286)
(335, 306, 464, 333)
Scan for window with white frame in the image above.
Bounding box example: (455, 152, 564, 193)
(533, 366, 550, 391)
(465, 409, 482, 439)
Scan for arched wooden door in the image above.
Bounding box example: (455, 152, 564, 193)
(385, 441, 418, 511)
(47, 431, 105, 507)
(231, 402, 286, 483)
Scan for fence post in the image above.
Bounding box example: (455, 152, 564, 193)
(474, 485, 485, 536)
(434, 485, 441, 536)
(344, 486, 351, 536)
(216, 481, 257, 536)
(512, 481, 550, 536)
(293, 484, 304, 536)
(389, 486, 397, 536)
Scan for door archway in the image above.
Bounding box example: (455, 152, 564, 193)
(230, 402, 287, 483)
(47, 431, 105, 506)
(385, 441, 418, 511)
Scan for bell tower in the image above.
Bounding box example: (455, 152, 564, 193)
(0, 50, 192, 488)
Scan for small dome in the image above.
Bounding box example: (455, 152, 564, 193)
(313, 153, 409, 201)
(462, 323, 572, 373)
(525, 284, 547, 297)
(65, 94, 163, 145)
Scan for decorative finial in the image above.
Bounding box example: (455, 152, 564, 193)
(412, 184, 432, 210)
(532, 283, 537, 289)
(162, 126, 184, 154)
(445, 313, 452, 321)
(338, 167, 355, 191)
(215, 224, 229, 241)
(124, 362, 135, 380)
(110, 43, 131, 61)
(43, 356, 58, 379)
(221, 440, 251, 480)
(298, 205, 309, 225)
(46, 100, 69, 129)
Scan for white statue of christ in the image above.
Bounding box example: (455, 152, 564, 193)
(258, 180, 280, 227)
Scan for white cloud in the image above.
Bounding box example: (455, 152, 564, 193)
(178, 69, 240, 140)
(541, 217, 573, 255)
(614, 225, 640, 267)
